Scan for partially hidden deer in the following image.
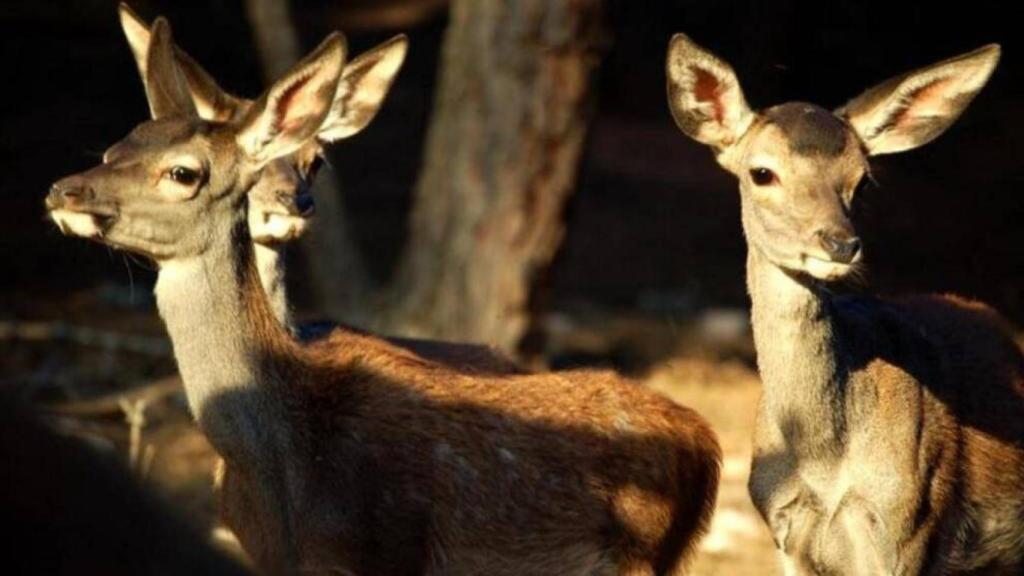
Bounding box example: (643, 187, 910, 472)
(666, 34, 1023, 575)
(47, 18, 721, 575)
(117, 4, 522, 376)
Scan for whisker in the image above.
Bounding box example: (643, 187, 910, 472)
(126, 252, 157, 272)
(121, 254, 136, 306)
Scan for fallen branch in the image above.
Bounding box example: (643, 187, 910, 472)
(43, 376, 183, 418)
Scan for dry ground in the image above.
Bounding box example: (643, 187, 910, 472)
(647, 359, 778, 575)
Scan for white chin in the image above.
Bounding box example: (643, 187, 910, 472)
(50, 210, 101, 238)
(804, 257, 852, 281)
(251, 213, 308, 244)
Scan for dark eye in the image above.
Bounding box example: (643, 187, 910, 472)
(168, 166, 201, 186)
(749, 167, 777, 186)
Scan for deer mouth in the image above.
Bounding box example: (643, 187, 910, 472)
(250, 211, 310, 245)
(802, 254, 860, 281)
(48, 207, 119, 239)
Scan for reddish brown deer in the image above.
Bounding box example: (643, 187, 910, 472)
(666, 34, 1023, 575)
(117, 4, 522, 375)
(47, 19, 721, 575)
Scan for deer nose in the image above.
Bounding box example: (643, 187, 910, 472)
(47, 181, 94, 209)
(295, 192, 315, 216)
(816, 230, 861, 264)
(277, 190, 315, 216)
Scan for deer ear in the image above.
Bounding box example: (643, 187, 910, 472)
(666, 33, 754, 151)
(143, 18, 199, 120)
(118, 3, 151, 77)
(237, 33, 345, 166)
(317, 34, 408, 142)
(119, 3, 242, 122)
(838, 44, 1000, 156)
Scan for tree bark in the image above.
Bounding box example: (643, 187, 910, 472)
(243, 0, 369, 321)
(380, 0, 604, 353)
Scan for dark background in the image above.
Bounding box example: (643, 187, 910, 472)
(4, 0, 1022, 327)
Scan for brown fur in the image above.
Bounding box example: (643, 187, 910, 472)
(773, 290, 1024, 574)
(217, 254, 721, 574)
(304, 323, 528, 376)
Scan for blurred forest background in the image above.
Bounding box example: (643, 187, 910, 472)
(2, 0, 1021, 574)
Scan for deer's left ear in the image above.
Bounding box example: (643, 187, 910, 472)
(119, 3, 242, 122)
(838, 44, 1000, 156)
(143, 18, 199, 120)
(317, 34, 408, 142)
(666, 33, 754, 152)
(237, 33, 346, 166)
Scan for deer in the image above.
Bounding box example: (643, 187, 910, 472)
(666, 33, 1024, 575)
(46, 18, 721, 575)
(116, 4, 522, 376)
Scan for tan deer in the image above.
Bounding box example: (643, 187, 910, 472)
(667, 34, 1023, 575)
(118, 4, 521, 375)
(47, 18, 721, 575)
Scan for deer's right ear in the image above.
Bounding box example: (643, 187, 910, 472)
(143, 18, 199, 120)
(119, 3, 240, 121)
(317, 34, 408, 142)
(666, 33, 753, 151)
(237, 33, 345, 167)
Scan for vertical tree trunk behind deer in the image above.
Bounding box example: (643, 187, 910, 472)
(383, 0, 604, 353)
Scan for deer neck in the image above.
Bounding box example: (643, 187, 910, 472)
(253, 242, 295, 333)
(154, 212, 299, 464)
(746, 247, 847, 454)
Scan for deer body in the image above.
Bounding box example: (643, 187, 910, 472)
(667, 35, 1023, 574)
(747, 249, 1024, 574)
(87, 150, 720, 576)
(48, 17, 721, 575)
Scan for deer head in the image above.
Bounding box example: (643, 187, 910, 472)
(115, 3, 407, 246)
(666, 34, 999, 281)
(46, 18, 346, 261)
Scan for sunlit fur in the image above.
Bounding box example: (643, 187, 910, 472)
(668, 33, 1022, 574)
(717, 104, 868, 282)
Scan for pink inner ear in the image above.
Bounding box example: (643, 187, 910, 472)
(890, 76, 955, 129)
(275, 74, 318, 134)
(693, 66, 725, 124)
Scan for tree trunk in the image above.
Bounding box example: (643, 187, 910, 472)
(380, 0, 604, 353)
(243, 0, 369, 321)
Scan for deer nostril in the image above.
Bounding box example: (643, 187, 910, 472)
(847, 237, 862, 258)
(57, 184, 93, 202)
(817, 231, 861, 264)
(295, 193, 315, 216)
